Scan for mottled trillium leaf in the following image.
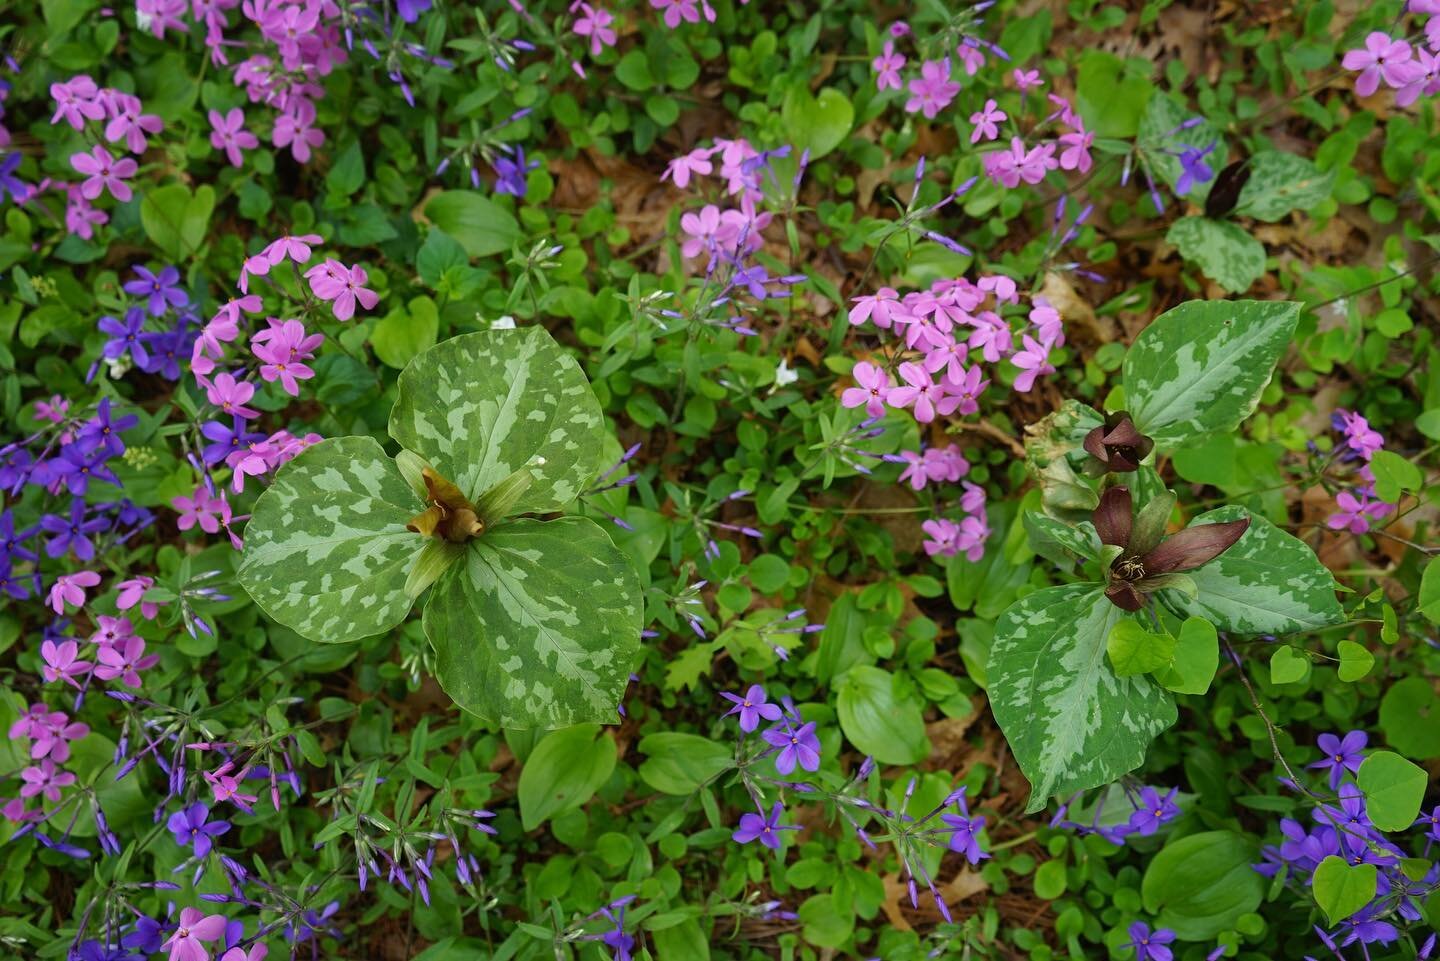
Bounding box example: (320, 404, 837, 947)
(1159, 506, 1343, 635)
(987, 584, 1177, 813)
(1164, 217, 1266, 294)
(389, 327, 604, 514)
(1123, 299, 1300, 447)
(237, 437, 427, 643)
(423, 516, 642, 729)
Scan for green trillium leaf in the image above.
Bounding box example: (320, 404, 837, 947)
(1159, 506, 1343, 635)
(988, 584, 1177, 813)
(423, 516, 642, 728)
(389, 327, 605, 513)
(1123, 299, 1300, 447)
(236, 436, 427, 643)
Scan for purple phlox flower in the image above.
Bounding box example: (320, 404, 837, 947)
(1308, 731, 1367, 790)
(1338, 903, 1399, 947)
(1124, 922, 1177, 961)
(492, 145, 538, 196)
(99, 308, 150, 366)
(760, 718, 821, 774)
(1175, 143, 1216, 194)
(40, 499, 110, 560)
(124, 265, 189, 316)
(77, 397, 138, 457)
(1125, 786, 1180, 837)
(732, 801, 798, 850)
(720, 684, 783, 732)
(940, 788, 989, 864)
(167, 802, 232, 858)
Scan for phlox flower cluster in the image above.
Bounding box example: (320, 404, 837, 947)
(1341, 2, 1440, 106)
(981, 93, 1094, 190)
(843, 275, 1065, 558)
(97, 265, 200, 382)
(1325, 408, 1395, 536)
(1254, 730, 1440, 955)
(44, 75, 162, 232)
(868, 12, 1007, 120)
(1049, 782, 1183, 845)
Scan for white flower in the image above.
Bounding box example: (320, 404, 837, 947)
(773, 358, 799, 388)
(490, 315, 516, 330)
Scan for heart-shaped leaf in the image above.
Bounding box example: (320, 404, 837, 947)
(423, 516, 642, 729)
(389, 328, 605, 513)
(988, 584, 1177, 812)
(237, 436, 428, 643)
(781, 85, 854, 160)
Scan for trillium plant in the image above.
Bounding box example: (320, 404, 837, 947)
(988, 300, 1345, 811)
(236, 326, 642, 728)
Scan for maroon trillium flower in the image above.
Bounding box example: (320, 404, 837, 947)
(1094, 486, 1249, 611)
(1082, 411, 1154, 474)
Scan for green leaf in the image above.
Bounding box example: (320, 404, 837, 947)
(1368, 449, 1422, 504)
(1124, 300, 1299, 447)
(1421, 560, 1440, 625)
(836, 665, 930, 765)
(1024, 511, 1099, 562)
(1141, 831, 1263, 939)
(140, 184, 215, 260)
(325, 139, 366, 196)
(1235, 150, 1335, 221)
(1380, 677, 1440, 759)
(389, 327, 605, 512)
(798, 894, 854, 949)
(637, 733, 734, 795)
(987, 584, 1176, 813)
(615, 49, 654, 90)
(237, 436, 427, 643)
(370, 296, 440, 369)
(1076, 50, 1153, 138)
(1311, 856, 1377, 926)
(1159, 506, 1343, 635)
(516, 724, 617, 830)
(1357, 751, 1427, 832)
(423, 191, 520, 258)
(1336, 640, 1374, 682)
(423, 516, 642, 728)
(651, 918, 710, 961)
(1107, 620, 1176, 677)
(1269, 646, 1310, 685)
(1165, 216, 1267, 293)
(1156, 617, 1219, 695)
(1138, 91, 1223, 199)
(781, 86, 854, 160)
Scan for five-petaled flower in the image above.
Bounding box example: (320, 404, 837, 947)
(731, 801, 797, 850)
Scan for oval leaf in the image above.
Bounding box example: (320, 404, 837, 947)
(423, 516, 641, 728)
(237, 436, 426, 643)
(1141, 830, 1263, 939)
(836, 665, 930, 765)
(987, 584, 1177, 813)
(1124, 299, 1300, 447)
(517, 724, 617, 830)
(389, 327, 605, 513)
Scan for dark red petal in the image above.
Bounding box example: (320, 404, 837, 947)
(1093, 486, 1133, 548)
(1104, 581, 1146, 611)
(1141, 517, 1250, 574)
(1101, 415, 1143, 447)
(1082, 425, 1109, 462)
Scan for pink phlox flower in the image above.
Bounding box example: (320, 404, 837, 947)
(91, 614, 139, 652)
(956, 41, 985, 76)
(173, 485, 231, 533)
(20, 759, 76, 802)
(1058, 124, 1094, 172)
(272, 99, 324, 162)
(65, 189, 109, 240)
(969, 98, 1006, 143)
(1326, 490, 1394, 535)
(679, 204, 736, 259)
(221, 945, 269, 961)
(48, 570, 101, 614)
(50, 75, 105, 129)
(905, 59, 961, 118)
(35, 395, 70, 424)
(163, 907, 229, 961)
(662, 146, 714, 188)
(303, 258, 346, 299)
(1342, 32, 1424, 97)
(651, 0, 700, 29)
(978, 274, 1019, 304)
(1046, 93, 1077, 126)
(261, 232, 323, 267)
(940, 364, 988, 416)
(873, 41, 906, 91)
(206, 372, 259, 419)
(1013, 68, 1043, 92)
(1396, 48, 1440, 106)
(848, 287, 908, 328)
(573, 3, 617, 56)
(41, 640, 92, 688)
(1011, 334, 1056, 392)
(887, 362, 942, 422)
(103, 92, 164, 154)
(328, 263, 378, 321)
(117, 575, 163, 619)
(960, 480, 986, 514)
(208, 108, 259, 167)
(1029, 297, 1064, 346)
(967, 311, 1013, 362)
(923, 336, 971, 382)
(840, 361, 891, 419)
(95, 636, 158, 688)
(137, 0, 189, 37)
(70, 145, 138, 202)
(204, 765, 259, 812)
